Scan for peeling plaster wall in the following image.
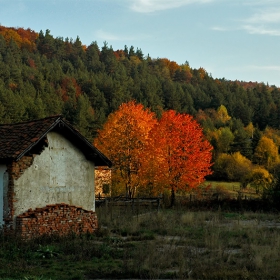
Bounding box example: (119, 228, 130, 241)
(13, 132, 95, 221)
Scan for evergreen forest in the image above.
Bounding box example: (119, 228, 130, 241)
(1, 26, 280, 193)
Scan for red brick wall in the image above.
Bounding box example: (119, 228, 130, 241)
(4, 155, 34, 228)
(16, 203, 98, 239)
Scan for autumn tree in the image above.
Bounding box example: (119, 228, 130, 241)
(94, 101, 157, 198)
(206, 127, 234, 161)
(263, 127, 280, 148)
(254, 136, 279, 170)
(212, 153, 232, 181)
(217, 104, 231, 124)
(142, 110, 213, 205)
(250, 166, 273, 194)
(244, 122, 254, 139)
(213, 151, 273, 191)
(213, 152, 253, 187)
(0, 26, 38, 51)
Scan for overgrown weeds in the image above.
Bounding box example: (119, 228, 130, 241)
(1, 207, 280, 279)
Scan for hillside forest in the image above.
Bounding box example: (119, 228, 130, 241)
(1, 26, 280, 197)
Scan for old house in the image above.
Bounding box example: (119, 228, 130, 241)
(0, 115, 111, 238)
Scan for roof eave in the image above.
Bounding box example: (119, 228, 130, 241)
(15, 116, 62, 161)
(15, 117, 112, 167)
(60, 120, 112, 167)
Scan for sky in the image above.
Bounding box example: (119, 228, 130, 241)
(1, 0, 280, 87)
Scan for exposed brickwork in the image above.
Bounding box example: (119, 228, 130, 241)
(16, 203, 98, 239)
(4, 155, 34, 228)
(10, 154, 34, 181)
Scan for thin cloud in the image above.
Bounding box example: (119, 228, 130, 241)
(246, 9, 280, 24)
(211, 26, 229, 32)
(240, 5, 280, 36)
(243, 0, 280, 7)
(129, 0, 213, 13)
(243, 25, 280, 36)
(210, 2, 280, 36)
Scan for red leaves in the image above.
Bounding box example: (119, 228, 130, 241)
(143, 110, 213, 193)
(60, 77, 82, 101)
(95, 102, 213, 197)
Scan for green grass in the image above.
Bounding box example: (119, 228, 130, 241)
(198, 180, 261, 200)
(1, 207, 280, 279)
(203, 180, 241, 190)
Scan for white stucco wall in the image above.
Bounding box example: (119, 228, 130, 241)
(13, 132, 95, 219)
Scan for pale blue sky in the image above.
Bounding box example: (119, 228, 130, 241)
(1, 0, 280, 86)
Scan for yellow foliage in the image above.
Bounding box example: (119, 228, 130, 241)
(244, 122, 254, 138)
(198, 67, 207, 79)
(215, 152, 252, 182)
(264, 127, 280, 147)
(254, 136, 279, 168)
(129, 55, 141, 65)
(250, 166, 273, 193)
(217, 105, 231, 123)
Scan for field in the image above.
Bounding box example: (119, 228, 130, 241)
(1, 202, 280, 280)
(197, 181, 260, 200)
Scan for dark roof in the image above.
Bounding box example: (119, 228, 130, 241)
(0, 115, 112, 167)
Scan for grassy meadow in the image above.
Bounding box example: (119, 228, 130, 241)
(1, 202, 280, 280)
(197, 181, 260, 200)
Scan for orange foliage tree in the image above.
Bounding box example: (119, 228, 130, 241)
(142, 110, 213, 204)
(95, 102, 213, 200)
(158, 58, 181, 78)
(94, 101, 157, 198)
(0, 26, 38, 51)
